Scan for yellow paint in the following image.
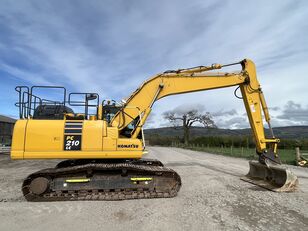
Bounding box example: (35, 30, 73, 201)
(131, 177, 152, 181)
(66, 178, 90, 183)
(18, 150, 143, 159)
(11, 120, 27, 159)
(98, 105, 103, 120)
(82, 120, 103, 151)
(107, 127, 118, 139)
(25, 120, 64, 152)
(102, 137, 117, 151)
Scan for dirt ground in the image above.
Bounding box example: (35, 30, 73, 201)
(0, 146, 307, 231)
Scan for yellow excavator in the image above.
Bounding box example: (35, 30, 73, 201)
(11, 59, 298, 201)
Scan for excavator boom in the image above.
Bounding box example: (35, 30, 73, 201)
(110, 59, 298, 192)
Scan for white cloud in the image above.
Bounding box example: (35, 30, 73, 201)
(0, 0, 307, 127)
(212, 109, 237, 117)
(274, 101, 308, 126)
(215, 116, 249, 130)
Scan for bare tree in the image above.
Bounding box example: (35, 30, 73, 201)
(163, 108, 216, 145)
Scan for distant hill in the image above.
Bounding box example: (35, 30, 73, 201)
(144, 126, 308, 139)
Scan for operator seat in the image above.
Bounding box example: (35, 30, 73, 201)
(33, 105, 74, 120)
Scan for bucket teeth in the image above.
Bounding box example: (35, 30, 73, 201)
(241, 160, 298, 192)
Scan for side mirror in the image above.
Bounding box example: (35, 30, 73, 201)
(86, 94, 97, 101)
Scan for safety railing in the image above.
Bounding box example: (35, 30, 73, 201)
(15, 86, 66, 119)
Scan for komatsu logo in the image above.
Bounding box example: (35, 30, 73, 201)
(117, 144, 139, 148)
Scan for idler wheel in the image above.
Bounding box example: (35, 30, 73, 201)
(29, 177, 49, 195)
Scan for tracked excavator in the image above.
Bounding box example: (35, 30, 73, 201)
(11, 59, 298, 201)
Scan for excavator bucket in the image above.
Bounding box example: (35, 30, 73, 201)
(241, 160, 298, 192)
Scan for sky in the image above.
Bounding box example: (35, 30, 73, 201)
(0, 0, 308, 129)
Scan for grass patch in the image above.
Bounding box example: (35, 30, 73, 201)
(178, 145, 297, 165)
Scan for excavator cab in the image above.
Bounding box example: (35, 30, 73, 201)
(102, 99, 121, 124)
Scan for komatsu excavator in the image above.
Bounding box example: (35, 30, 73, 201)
(11, 59, 298, 201)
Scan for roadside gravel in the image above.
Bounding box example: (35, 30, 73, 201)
(0, 147, 307, 231)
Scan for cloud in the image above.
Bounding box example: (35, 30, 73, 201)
(269, 106, 280, 111)
(164, 103, 206, 115)
(143, 112, 156, 129)
(215, 116, 249, 129)
(157, 100, 308, 130)
(0, 0, 307, 127)
(211, 109, 248, 129)
(160, 104, 244, 129)
(212, 109, 237, 117)
(275, 101, 308, 124)
(213, 101, 308, 129)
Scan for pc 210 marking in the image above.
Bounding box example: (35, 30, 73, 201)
(64, 135, 82, 151)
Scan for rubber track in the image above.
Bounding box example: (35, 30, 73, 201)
(22, 162, 182, 202)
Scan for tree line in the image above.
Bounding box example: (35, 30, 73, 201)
(154, 106, 308, 150)
(147, 134, 308, 150)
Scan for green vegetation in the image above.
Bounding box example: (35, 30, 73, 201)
(144, 126, 308, 140)
(146, 133, 308, 165)
(177, 144, 297, 165)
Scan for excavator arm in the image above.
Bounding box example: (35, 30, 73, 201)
(111, 59, 298, 192)
(112, 59, 278, 161)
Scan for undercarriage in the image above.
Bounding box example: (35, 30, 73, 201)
(22, 159, 182, 201)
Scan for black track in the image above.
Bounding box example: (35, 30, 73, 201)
(22, 159, 181, 201)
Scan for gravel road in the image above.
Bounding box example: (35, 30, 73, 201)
(0, 146, 307, 231)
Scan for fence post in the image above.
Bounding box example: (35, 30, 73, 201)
(295, 147, 300, 166)
(230, 146, 233, 155)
